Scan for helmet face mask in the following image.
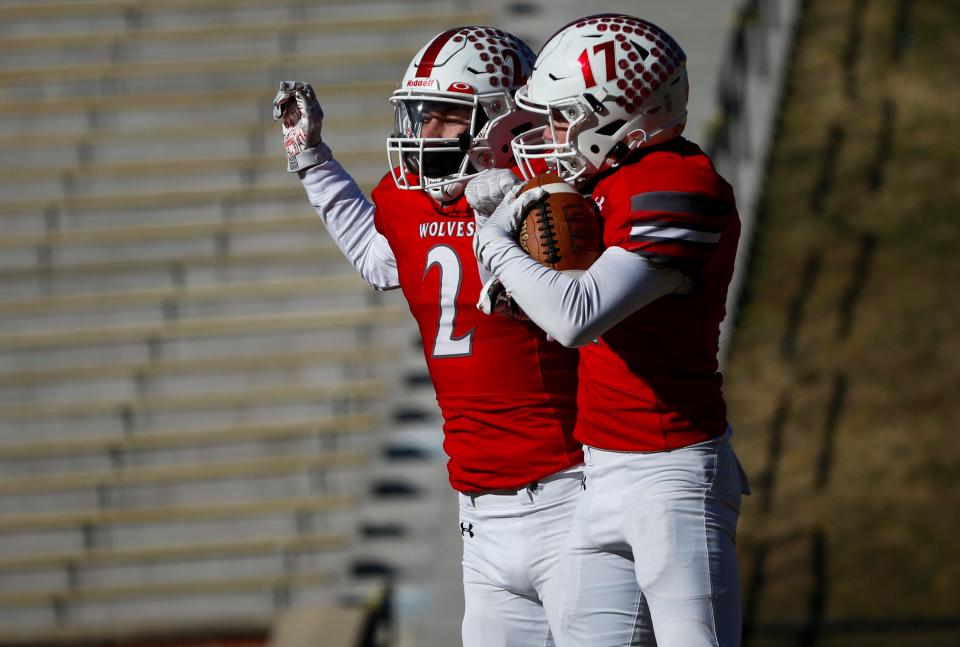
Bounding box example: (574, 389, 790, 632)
(512, 14, 690, 187)
(388, 96, 485, 192)
(387, 27, 537, 202)
(513, 96, 597, 185)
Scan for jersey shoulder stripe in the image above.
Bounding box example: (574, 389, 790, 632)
(625, 190, 732, 264)
(630, 225, 722, 246)
(630, 191, 731, 219)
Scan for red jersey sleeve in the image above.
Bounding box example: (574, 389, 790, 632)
(624, 190, 732, 267)
(370, 173, 397, 236)
(597, 150, 736, 269)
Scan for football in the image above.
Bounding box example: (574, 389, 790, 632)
(516, 172, 604, 274)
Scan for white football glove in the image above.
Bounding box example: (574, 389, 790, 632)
(476, 276, 530, 320)
(473, 185, 546, 272)
(465, 168, 521, 221)
(272, 80, 328, 172)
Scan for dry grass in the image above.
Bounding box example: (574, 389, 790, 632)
(725, 0, 960, 642)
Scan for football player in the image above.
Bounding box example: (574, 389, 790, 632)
(472, 15, 750, 647)
(273, 28, 584, 647)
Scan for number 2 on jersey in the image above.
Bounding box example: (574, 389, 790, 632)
(424, 245, 475, 358)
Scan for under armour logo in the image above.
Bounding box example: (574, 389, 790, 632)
(460, 522, 474, 538)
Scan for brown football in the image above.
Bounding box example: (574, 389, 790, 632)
(517, 172, 603, 273)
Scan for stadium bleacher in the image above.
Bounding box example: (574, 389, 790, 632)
(0, 1, 482, 644)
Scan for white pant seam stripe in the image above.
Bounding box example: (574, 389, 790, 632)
(703, 460, 719, 644)
(626, 589, 644, 645)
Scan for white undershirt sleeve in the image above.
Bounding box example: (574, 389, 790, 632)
(298, 144, 400, 290)
(487, 242, 690, 347)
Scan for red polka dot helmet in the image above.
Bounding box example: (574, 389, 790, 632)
(388, 27, 537, 202)
(513, 14, 689, 186)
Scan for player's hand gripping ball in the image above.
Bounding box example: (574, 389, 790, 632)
(516, 172, 603, 273)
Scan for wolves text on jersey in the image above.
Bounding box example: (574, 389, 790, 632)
(419, 220, 477, 239)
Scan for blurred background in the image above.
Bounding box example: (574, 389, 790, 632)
(0, 0, 955, 646)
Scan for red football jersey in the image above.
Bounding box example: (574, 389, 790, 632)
(371, 174, 581, 492)
(577, 139, 740, 452)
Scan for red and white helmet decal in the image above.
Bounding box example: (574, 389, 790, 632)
(446, 82, 477, 94)
(402, 26, 534, 93)
(565, 15, 685, 114)
(414, 27, 461, 79)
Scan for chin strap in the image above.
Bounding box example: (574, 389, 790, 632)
(424, 177, 466, 204)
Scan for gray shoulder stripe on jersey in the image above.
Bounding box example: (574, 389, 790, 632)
(631, 191, 730, 218)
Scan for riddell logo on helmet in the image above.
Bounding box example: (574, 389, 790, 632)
(406, 79, 439, 89)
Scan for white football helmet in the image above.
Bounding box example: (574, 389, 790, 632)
(513, 14, 689, 186)
(387, 27, 540, 203)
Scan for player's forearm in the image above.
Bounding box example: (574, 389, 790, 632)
(298, 148, 399, 290)
(489, 242, 687, 347)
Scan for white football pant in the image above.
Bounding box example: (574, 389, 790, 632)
(557, 430, 749, 647)
(459, 465, 585, 647)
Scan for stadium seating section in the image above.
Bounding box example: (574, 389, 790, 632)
(0, 1, 485, 644)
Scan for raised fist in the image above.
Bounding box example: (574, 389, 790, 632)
(273, 81, 324, 164)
